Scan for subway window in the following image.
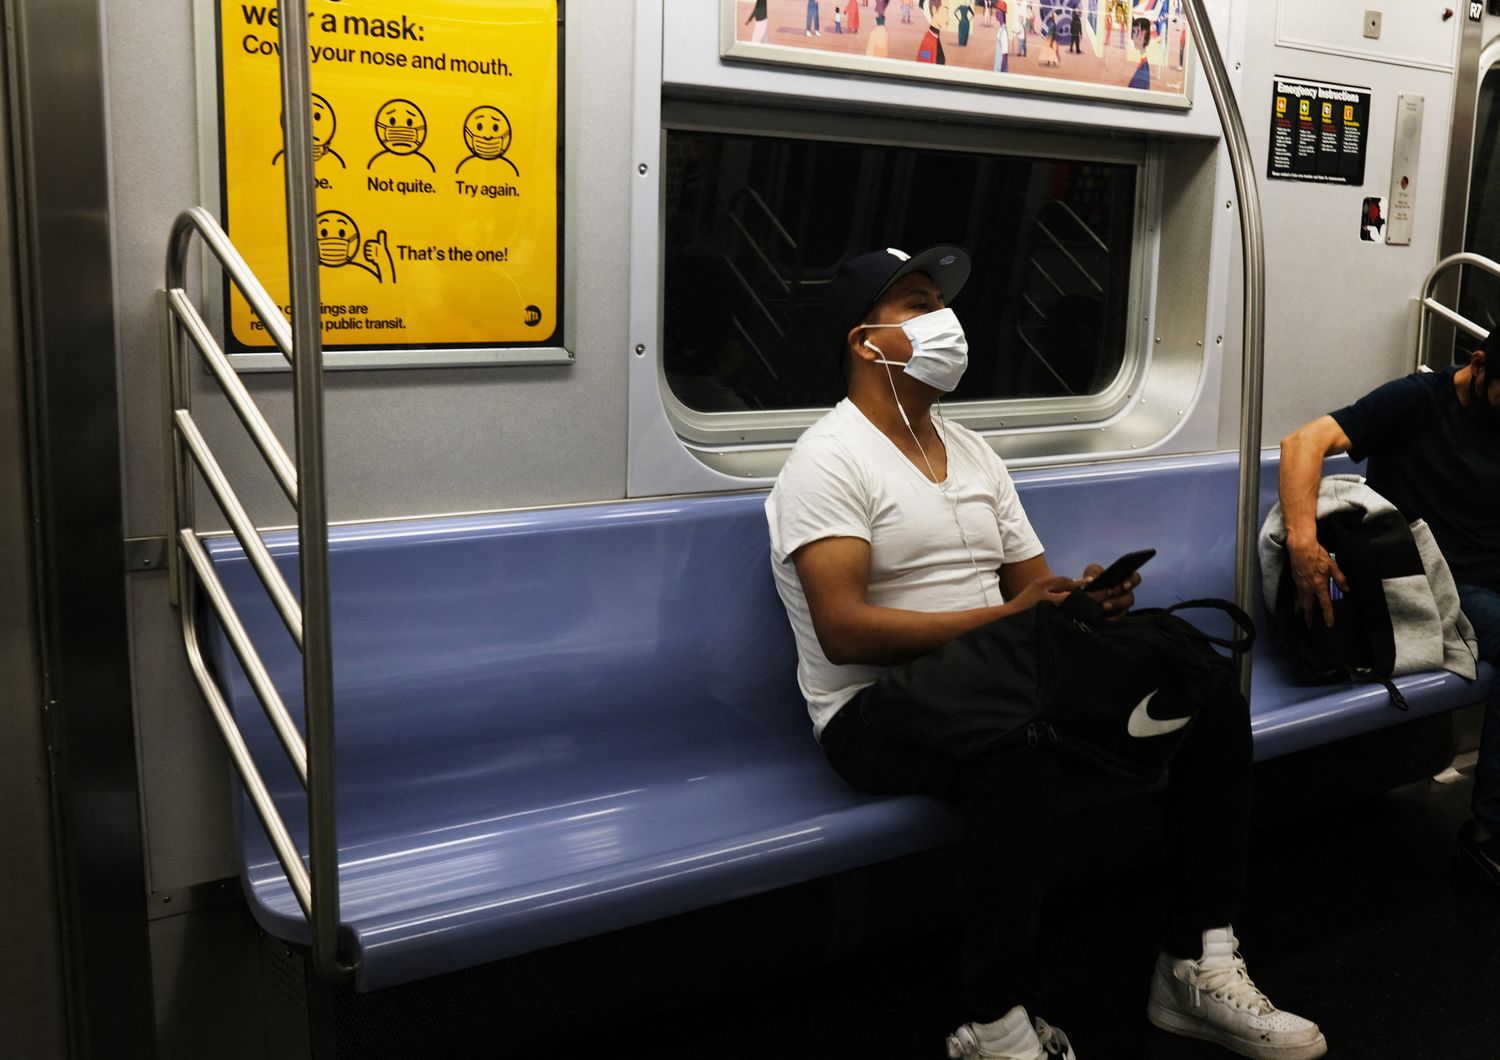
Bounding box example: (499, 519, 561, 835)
(662, 126, 1140, 420)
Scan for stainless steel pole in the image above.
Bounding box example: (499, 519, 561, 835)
(1181, 0, 1265, 701)
(275, 0, 346, 981)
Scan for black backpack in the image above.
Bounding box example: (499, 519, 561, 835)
(859, 593, 1255, 784)
(1272, 506, 1424, 709)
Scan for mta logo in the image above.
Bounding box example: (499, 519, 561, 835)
(524, 305, 542, 327)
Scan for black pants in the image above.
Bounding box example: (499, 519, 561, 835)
(818, 659, 1253, 1024)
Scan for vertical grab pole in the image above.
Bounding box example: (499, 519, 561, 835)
(1181, 0, 1266, 701)
(275, 0, 342, 978)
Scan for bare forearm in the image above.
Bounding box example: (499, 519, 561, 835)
(1279, 427, 1335, 547)
(1278, 416, 1354, 625)
(794, 541, 1072, 667)
(817, 600, 1023, 666)
(1280, 442, 1322, 545)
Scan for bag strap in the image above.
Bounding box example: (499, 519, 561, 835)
(1347, 667, 1411, 711)
(1158, 597, 1258, 653)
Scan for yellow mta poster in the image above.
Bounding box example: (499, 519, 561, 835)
(219, 0, 559, 350)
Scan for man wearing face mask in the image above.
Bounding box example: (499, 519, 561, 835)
(766, 246, 1328, 1060)
(1279, 347, 1500, 892)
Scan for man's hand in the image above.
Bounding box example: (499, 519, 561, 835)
(1011, 574, 1081, 611)
(1287, 538, 1346, 628)
(1081, 563, 1140, 617)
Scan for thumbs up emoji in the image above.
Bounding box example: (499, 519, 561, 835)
(363, 229, 395, 283)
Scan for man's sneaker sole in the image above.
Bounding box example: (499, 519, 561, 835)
(1146, 1000, 1328, 1060)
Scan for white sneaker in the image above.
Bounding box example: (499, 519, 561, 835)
(1146, 927, 1327, 1059)
(946, 1004, 1076, 1059)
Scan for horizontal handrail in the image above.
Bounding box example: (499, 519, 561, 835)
(1422, 298, 1490, 343)
(730, 186, 798, 253)
(1416, 251, 1499, 369)
(178, 529, 309, 785)
(1041, 199, 1111, 255)
(168, 207, 294, 366)
(727, 212, 792, 296)
(1031, 258, 1066, 298)
(165, 288, 299, 504)
(178, 569, 313, 917)
(723, 257, 788, 341)
(1035, 220, 1104, 294)
(175, 409, 305, 649)
(729, 314, 782, 384)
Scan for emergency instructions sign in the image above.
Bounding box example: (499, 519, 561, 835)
(218, 0, 560, 353)
(1267, 77, 1371, 186)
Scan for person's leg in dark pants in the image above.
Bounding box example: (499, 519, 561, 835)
(956, 742, 1063, 1022)
(1145, 680, 1326, 1058)
(819, 696, 1063, 1023)
(1160, 677, 1253, 956)
(1456, 584, 1500, 886)
(1457, 584, 1500, 834)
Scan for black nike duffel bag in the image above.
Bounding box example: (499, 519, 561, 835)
(859, 594, 1255, 784)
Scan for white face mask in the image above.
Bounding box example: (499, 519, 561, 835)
(862, 307, 969, 393)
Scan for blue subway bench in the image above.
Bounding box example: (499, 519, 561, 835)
(203, 450, 1492, 991)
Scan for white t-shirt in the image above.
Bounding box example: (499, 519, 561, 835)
(766, 399, 1044, 738)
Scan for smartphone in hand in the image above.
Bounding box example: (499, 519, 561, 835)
(1086, 548, 1156, 591)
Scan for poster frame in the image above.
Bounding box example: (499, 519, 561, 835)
(719, 0, 1195, 113)
(193, 0, 573, 371)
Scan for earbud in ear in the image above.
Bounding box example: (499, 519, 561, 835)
(863, 339, 883, 355)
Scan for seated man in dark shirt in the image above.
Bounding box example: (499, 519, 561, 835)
(1279, 347, 1500, 886)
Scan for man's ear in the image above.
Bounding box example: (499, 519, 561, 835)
(848, 325, 878, 364)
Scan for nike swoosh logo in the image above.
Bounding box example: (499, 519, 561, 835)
(1126, 690, 1190, 738)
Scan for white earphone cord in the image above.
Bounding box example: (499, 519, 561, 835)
(878, 359, 995, 608)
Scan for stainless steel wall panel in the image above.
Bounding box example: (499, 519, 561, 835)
(0, 22, 68, 1057)
(10, 0, 155, 1052)
(128, 574, 241, 892)
(1235, 5, 1462, 441)
(108, 0, 202, 540)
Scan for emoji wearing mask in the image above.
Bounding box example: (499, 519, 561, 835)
(368, 99, 435, 173)
(316, 210, 394, 283)
(273, 93, 346, 168)
(455, 105, 519, 176)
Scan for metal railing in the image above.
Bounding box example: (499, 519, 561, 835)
(161, 0, 347, 982)
(1415, 252, 1499, 368)
(1032, 200, 1109, 296)
(1016, 200, 1114, 395)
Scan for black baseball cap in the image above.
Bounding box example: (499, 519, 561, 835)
(821, 245, 971, 364)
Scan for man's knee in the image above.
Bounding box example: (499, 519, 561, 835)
(1180, 683, 1253, 767)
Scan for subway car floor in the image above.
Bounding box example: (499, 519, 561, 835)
(524, 753, 1497, 1059)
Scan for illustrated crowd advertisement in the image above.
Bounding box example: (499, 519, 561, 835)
(728, 0, 1191, 107)
(218, 0, 559, 352)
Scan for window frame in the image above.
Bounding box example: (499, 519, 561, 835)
(656, 99, 1164, 459)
